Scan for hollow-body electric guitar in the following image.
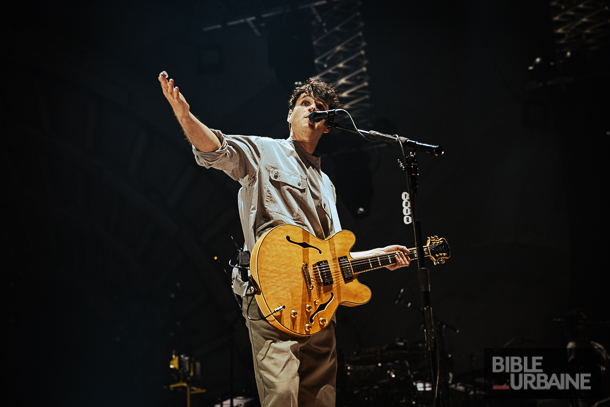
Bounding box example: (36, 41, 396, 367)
(249, 224, 450, 337)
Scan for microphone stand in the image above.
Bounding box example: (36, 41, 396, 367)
(396, 293, 460, 406)
(329, 120, 444, 406)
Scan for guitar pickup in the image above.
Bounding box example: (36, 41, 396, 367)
(339, 256, 353, 282)
(302, 263, 314, 290)
(314, 260, 334, 286)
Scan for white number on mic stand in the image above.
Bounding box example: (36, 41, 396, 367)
(402, 192, 412, 225)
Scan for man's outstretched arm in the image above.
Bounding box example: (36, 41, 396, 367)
(158, 71, 221, 152)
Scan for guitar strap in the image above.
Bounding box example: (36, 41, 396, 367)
(322, 172, 342, 233)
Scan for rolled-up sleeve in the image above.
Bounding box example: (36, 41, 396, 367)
(191, 129, 262, 183)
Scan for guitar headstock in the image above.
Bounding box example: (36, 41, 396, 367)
(426, 236, 451, 265)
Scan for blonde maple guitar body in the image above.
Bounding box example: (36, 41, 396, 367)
(249, 224, 450, 337)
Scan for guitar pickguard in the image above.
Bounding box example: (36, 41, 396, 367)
(286, 235, 322, 254)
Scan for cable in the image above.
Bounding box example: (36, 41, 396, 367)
(332, 108, 371, 141)
(245, 296, 285, 321)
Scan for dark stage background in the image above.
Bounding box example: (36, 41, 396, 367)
(6, 0, 609, 406)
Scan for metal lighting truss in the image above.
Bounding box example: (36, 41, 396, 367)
(200, 0, 328, 36)
(312, 0, 373, 128)
(550, 0, 610, 56)
(197, 0, 374, 126)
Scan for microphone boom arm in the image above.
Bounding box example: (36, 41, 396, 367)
(329, 122, 444, 157)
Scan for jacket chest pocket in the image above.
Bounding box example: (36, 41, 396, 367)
(269, 168, 307, 189)
(265, 166, 308, 216)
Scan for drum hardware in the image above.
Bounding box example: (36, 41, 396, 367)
(338, 335, 461, 406)
(337, 339, 432, 406)
(168, 351, 206, 407)
(214, 395, 257, 407)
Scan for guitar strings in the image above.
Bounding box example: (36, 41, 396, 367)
(320, 248, 422, 270)
(298, 248, 428, 284)
(268, 248, 426, 290)
(313, 256, 398, 278)
(313, 250, 416, 274)
(308, 246, 429, 281)
(307, 262, 398, 289)
(307, 248, 428, 285)
(309, 254, 401, 282)
(319, 252, 401, 269)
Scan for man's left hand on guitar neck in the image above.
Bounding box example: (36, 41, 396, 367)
(351, 245, 410, 271)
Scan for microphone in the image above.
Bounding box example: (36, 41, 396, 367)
(309, 110, 338, 123)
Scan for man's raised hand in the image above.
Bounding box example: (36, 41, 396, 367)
(158, 71, 190, 121)
(157, 71, 221, 152)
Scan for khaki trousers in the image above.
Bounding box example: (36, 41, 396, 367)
(242, 297, 337, 407)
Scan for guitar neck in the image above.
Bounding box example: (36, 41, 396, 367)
(350, 246, 425, 275)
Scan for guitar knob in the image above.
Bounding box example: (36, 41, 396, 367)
(305, 324, 312, 332)
(319, 317, 327, 326)
(291, 310, 298, 318)
(305, 304, 313, 313)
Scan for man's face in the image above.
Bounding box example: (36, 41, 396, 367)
(287, 93, 330, 141)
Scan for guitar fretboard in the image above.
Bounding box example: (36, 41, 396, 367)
(351, 253, 396, 273)
(349, 247, 426, 275)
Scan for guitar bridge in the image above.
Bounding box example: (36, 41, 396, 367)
(302, 263, 314, 290)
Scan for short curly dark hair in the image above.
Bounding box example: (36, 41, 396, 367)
(288, 77, 341, 111)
